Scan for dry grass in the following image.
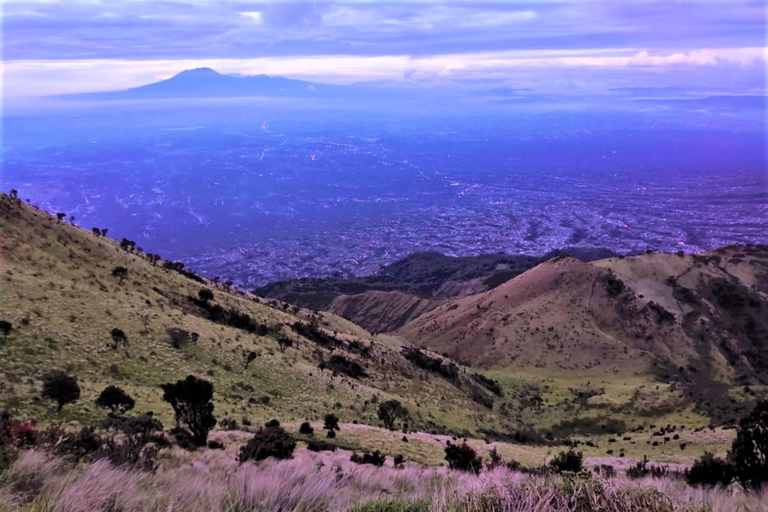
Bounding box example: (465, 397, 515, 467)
(1, 449, 766, 512)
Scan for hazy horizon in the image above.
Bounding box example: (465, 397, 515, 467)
(2, 1, 767, 98)
(1, 1, 767, 287)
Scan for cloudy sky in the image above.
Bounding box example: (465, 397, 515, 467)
(1, 0, 766, 97)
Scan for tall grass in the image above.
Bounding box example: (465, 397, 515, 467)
(1, 450, 765, 512)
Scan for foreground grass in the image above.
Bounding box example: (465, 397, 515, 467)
(1, 449, 766, 512)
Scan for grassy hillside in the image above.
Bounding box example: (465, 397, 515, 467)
(257, 248, 616, 332)
(0, 193, 516, 438)
(1, 193, 758, 468)
(399, 249, 768, 424)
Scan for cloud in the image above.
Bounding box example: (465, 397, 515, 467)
(0, 0, 765, 96)
(3, 47, 765, 97)
(259, 1, 332, 29)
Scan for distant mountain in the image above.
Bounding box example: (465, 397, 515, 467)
(257, 248, 618, 333)
(66, 68, 347, 100)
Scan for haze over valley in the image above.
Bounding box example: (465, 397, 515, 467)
(3, 72, 765, 287)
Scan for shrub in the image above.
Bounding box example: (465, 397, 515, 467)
(41, 370, 81, 411)
(299, 422, 314, 435)
(291, 322, 342, 347)
(102, 413, 163, 466)
(402, 347, 459, 381)
(110, 328, 128, 349)
(265, 419, 280, 428)
(686, 452, 733, 487)
(160, 375, 216, 447)
(324, 413, 340, 432)
(243, 351, 258, 370)
(595, 464, 616, 478)
(219, 417, 239, 430)
(550, 417, 626, 436)
(549, 449, 583, 473)
(170, 427, 197, 450)
(471, 393, 494, 409)
(239, 427, 296, 462)
(96, 385, 135, 414)
(444, 442, 482, 474)
(604, 274, 625, 297)
(378, 400, 407, 430)
(46, 425, 102, 461)
(277, 336, 293, 352)
(307, 440, 336, 452)
(471, 373, 503, 396)
(393, 454, 405, 467)
(626, 456, 669, 479)
(0, 320, 11, 341)
(166, 327, 198, 349)
(1, 410, 38, 470)
(326, 354, 367, 379)
(208, 440, 224, 450)
(486, 447, 504, 470)
(731, 400, 768, 489)
(351, 450, 386, 466)
(111, 266, 128, 284)
(326, 430, 336, 439)
(198, 288, 214, 304)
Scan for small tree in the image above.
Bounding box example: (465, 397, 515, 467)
(167, 327, 192, 349)
(299, 421, 314, 435)
(198, 288, 214, 304)
(731, 400, 768, 489)
(238, 427, 296, 462)
(444, 442, 482, 474)
(110, 328, 128, 350)
(102, 413, 162, 466)
(686, 452, 733, 487)
(92, 227, 101, 237)
(243, 351, 258, 370)
(119, 238, 136, 252)
(96, 385, 135, 415)
(160, 375, 216, 447)
(0, 320, 11, 341)
(350, 450, 386, 466)
(139, 314, 151, 335)
(41, 370, 81, 411)
(277, 336, 293, 352)
(101, 228, 109, 237)
(111, 266, 128, 284)
(324, 413, 340, 433)
(378, 400, 407, 430)
(549, 449, 583, 473)
(56, 212, 66, 223)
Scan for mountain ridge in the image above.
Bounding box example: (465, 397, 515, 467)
(257, 248, 618, 332)
(63, 67, 346, 100)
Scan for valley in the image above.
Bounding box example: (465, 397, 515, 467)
(2, 192, 766, 475)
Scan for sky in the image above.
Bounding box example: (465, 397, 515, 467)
(1, 0, 767, 97)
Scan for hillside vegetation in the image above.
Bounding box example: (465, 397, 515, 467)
(0, 193, 517, 438)
(1, 192, 766, 471)
(399, 248, 768, 423)
(257, 249, 615, 332)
